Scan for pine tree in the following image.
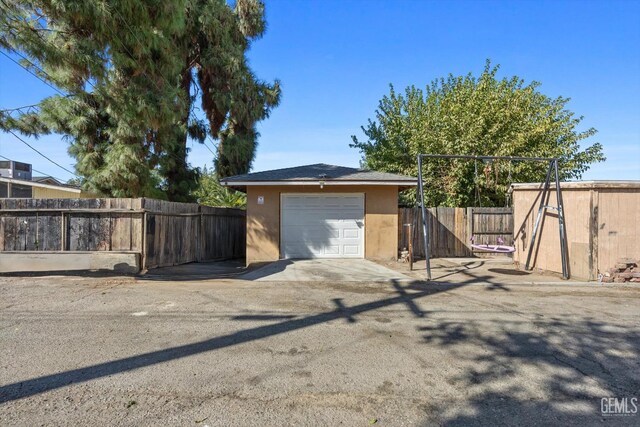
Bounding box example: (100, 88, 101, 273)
(188, 0, 281, 178)
(0, 0, 280, 199)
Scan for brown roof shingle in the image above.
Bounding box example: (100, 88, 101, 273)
(221, 163, 416, 184)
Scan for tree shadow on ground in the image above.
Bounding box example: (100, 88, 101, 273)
(419, 314, 640, 425)
(2, 270, 637, 427)
(0, 278, 468, 403)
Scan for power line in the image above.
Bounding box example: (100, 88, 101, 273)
(1, 4, 98, 92)
(1, 103, 46, 121)
(0, 46, 126, 177)
(110, 8, 221, 163)
(86, 18, 199, 170)
(203, 137, 218, 156)
(0, 50, 94, 118)
(11, 47, 95, 90)
(1, 30, 152, 180)
(0, 51, 88, 178)
(0, 153, 68, 183)
(0, 50, 67, 96)
(0, 101, 49, 113)
(1, 92, 79, 113)
(2, 102, 214, 171)
(3, 9, 219, 174)
(7, 7, 217, 165)
(108, 8, 165, 94)
(3, 129, 79, 177)
(1, 59, 194, 179)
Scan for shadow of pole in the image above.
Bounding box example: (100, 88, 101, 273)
(332, 298, 357, 323)
(392, 279, 426, 318)
(0, 280, 467, 404)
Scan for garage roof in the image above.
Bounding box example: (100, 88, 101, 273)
(220, 163, 417, 191)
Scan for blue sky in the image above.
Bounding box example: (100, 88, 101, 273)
(1, 0, 638, 182)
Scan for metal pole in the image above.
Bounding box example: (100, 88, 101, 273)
(407, 223, 413, 271)
(554, 160, 569, 279)
(417, 155, 431, 280)
(525, 160, 554, 270)
(415, 152, 567, 277)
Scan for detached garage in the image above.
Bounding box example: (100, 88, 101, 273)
(221, 164, 417, 266)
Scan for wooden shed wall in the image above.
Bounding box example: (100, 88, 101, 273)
(513, 184, 640, 280)
(596, 189, 640, 274)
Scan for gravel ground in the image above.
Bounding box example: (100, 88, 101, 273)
(1, 266, 639, 426)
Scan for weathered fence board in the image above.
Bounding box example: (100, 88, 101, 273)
(0, 197, 246, 270)
(399, 207, 513, 258)
(199, 206, 246, 261)
(470, 207, 514, 247)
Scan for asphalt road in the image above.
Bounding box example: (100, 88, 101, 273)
(1, 272, 639, 426)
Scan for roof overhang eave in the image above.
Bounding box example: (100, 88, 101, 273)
(220, 180, 418, 193)
(0, 176, 82, 193)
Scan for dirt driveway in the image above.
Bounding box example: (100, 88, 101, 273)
(1, 263, 639, 426)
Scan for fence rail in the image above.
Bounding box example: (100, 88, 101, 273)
(0, 198, 245, 270)
(398, 207, 514, 258)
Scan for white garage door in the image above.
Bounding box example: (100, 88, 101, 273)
(281, 194, 364, 259)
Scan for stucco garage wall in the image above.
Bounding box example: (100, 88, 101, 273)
(245, 185, 399, 265)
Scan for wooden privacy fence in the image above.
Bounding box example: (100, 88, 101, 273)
(398, 207, 514, 258)
(0, 197, 245, 270)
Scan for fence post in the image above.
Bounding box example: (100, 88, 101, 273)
(60, 212, 65, 251)
(141, 211, 147, 271)
(466, 207, 473, 253)
(198, 208, 204, 262)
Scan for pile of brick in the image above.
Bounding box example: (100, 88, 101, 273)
(601, 258, 640, 283)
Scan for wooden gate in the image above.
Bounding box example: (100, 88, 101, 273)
(398, 207, 513, 258)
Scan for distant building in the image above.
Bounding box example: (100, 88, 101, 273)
(0, 160, 93, 199)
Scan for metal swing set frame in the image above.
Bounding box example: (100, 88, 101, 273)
(416, 154, 569, 280)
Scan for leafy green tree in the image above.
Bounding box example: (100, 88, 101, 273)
(65, 177, 83, 187)
(351, 61, 604, 207)
(192, 167, 246, 208)
(0, 0, 280, 200)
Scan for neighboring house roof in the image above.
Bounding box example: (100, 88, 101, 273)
(220, 163, 417, 191)
(32, 176, 63, 186)
(32, 176, 82, 189)
(0, 176, 82, 193)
